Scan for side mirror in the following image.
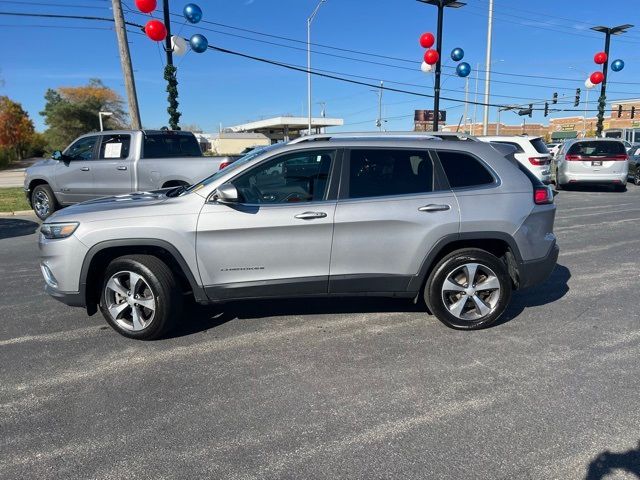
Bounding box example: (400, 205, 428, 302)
(213, 182, 239, 204)
(51, 150, 63, 161)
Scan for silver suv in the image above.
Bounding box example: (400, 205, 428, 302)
(39, 134, 559, 339)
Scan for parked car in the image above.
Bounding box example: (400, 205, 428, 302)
(628, 144, 640, 185)
(555, 138, 629, 191)
(547, 142, 561, 158)
(39, 133, 558, 340)
(478, 136, 552, 184)
(24, 130, 238, 220)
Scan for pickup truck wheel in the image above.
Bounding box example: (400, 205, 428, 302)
(31, 184, 57, 220)
(424, 248, 512, 330)
(99, 255, 182, 340)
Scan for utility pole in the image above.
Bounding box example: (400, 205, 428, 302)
(472, 62, 479, 135)
(482, 0, 494, 135)
(163, 0, 181, 130)
(307, 0, 327, 135)
(591, 24, 633, 137)
(111, 0, 141, 129)
(417, 0, 466, 132)
(463, 75, 469, 133)
(376, 81, 384, 131)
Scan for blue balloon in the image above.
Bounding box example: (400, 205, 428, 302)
(456, 62, 471, 77)
(190, 34, 208, 53)
(451, 48, 465, 62)
(611, 59, 625, 72)
(183, 3, 202, 24)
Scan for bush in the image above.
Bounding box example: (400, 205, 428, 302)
(0, 146, 14, 169)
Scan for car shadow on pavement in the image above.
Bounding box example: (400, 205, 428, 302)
(498, 263, 571, 326)
(584, 441, 640, 479)
(0, 218, 39, 240)
(171, 264, 571, 337)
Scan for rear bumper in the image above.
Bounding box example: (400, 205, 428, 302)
(517, 242, 559, 290)
(562, 172, 628, 185)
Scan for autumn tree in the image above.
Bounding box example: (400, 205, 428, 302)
(40, 79, 127, 150)
(0, 96, 35, 166)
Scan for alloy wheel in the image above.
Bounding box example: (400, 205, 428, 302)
(104, 270, 156, 331)
(34, 191, 50, 218)
(441, 263, 501, 321)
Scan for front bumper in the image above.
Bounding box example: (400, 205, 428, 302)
(517, 242, 559, 290)
(45, 284, 85, 307)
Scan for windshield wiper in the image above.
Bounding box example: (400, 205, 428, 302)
(166, 185, 188, 197)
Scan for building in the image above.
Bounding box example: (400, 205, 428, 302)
(193, 132, 270, 155)
(603, 99, 640, 142)
(441, 122, 547, 137)
(227, 116, 344, 143)
(548, 116, 597, 141)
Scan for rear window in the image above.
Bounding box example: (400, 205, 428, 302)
(437, 151, 494, 188)
(143, 133, 202, 158)
(567, 141, 626, 157)
(530, 138, 549, 154)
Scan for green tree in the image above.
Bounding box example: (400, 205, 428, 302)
(40, 79, 127, 150)
(0, 96, 35, 166)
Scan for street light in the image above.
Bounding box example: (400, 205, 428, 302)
(590, 24, 633, 137)
(307, 0, 327, 135)
(417, 0, 466, 132)
(98, 111, 113, 131)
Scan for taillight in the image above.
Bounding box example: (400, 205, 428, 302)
(611, 154, 628, 161)
(218, 161, 230, 170)
(534, 186, 553, 205)
(528, 157, 549, 165)
(565, 154, 581, 161)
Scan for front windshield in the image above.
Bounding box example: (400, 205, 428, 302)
(181, 143, 284, 195)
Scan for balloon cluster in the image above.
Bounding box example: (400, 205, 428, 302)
(584, 51, 625, 89)
(418, 33, 470, 77)
(135, 0, 208, 54)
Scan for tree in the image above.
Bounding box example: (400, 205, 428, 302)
(0, 96, 35, 165)
(40, 79, 127, 150)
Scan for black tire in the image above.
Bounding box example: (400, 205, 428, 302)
(99, 255, 182, 340)
(31, 183, 58, 220)
(424, 248, 512, 330)
(613, 183, 627, 192)
(634, 173, 640, 186)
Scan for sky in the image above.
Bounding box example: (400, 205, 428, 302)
(1, 0, 640, 134)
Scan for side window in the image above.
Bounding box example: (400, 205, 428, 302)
(347, 149, 434, 199)
(233, 150, 334, 204)
(99, 134, 131, 159)
(64, 136, 98, 161)
(437, 151, 494, 188)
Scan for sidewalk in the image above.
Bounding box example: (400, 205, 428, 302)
(0, 158, 40, 188)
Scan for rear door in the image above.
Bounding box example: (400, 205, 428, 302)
(91, 133, 134, 197)
(329, 147, 459, 293)
(53, 135, 99, 204)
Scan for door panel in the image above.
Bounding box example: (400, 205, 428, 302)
(54, 135, 99, 204)
(91, 134, 134, 197)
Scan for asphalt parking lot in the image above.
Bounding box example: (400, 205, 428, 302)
(1, 186, 639, 479)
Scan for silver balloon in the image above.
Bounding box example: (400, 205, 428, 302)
(421, 61, 433, 73)
(171, 35, 187, 56)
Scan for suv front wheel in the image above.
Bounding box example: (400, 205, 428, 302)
(99, 255, 182, 340)
(425, 249, 512, 330)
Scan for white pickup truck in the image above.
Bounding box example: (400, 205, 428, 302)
(24, 130, 238, 219)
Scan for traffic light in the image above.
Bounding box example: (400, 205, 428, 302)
(544, 102, 549, 117)
(574, 88, 581, 107)
(529, 104, 533, 118)
(618, 105, 623, 118)
(552, 92, 558, 104)
(632, 106, 636, 119)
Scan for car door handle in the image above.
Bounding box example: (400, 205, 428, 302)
(418, 204, 451, 212)
(294, 211, 327, 220)
(80, 167, 90, 171)
(116, 166, 127, 171)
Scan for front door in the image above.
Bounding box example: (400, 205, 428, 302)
(329, 148, 460, 293)
(54, 135, 99, 204)
(196, 148, 339, 300)
(91, 133, 134, 197)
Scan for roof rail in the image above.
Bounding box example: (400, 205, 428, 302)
(288, 131, 478, 144)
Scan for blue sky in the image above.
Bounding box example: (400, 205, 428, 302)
(1, 0, 640, 133)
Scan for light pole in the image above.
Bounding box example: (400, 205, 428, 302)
(417, 0, 466, 132)
(307, 0, 327, 135)
(98, 111, 113, 131)
(591, 24, 633, 137)
(482, 0, 494, 135)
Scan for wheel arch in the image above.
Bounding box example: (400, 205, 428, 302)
(80, 239, 207, 315)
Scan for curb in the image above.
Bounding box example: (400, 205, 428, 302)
(0, 210, 35, 217)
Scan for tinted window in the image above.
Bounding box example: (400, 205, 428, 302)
(567, 141, 626, 156)
(348, 149, 433, 199)
(99, 134, 131, 159)
(143, 133, 202, 158)
(234, 150, 334, 204)
(530, 138, 550, 154)
(438, 151, 494, 188)
(492, 141, 524, 153)
(64, 136, 98, 161)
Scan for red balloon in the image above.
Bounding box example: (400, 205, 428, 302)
(594, 51, 607, 65)
(420, 32, 435, 49)
(590, 71, 604, 85)
(135, 0, 156, 13)
(424, 49, 439, 65)
(145, 19, 166, 42)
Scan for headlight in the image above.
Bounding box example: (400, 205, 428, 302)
(40, 222, 79, 239)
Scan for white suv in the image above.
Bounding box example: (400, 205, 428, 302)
(479, 136, 552, 184)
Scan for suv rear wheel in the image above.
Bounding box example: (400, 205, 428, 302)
(425, 248, 512, 330)
(99, 255, 182, 340)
